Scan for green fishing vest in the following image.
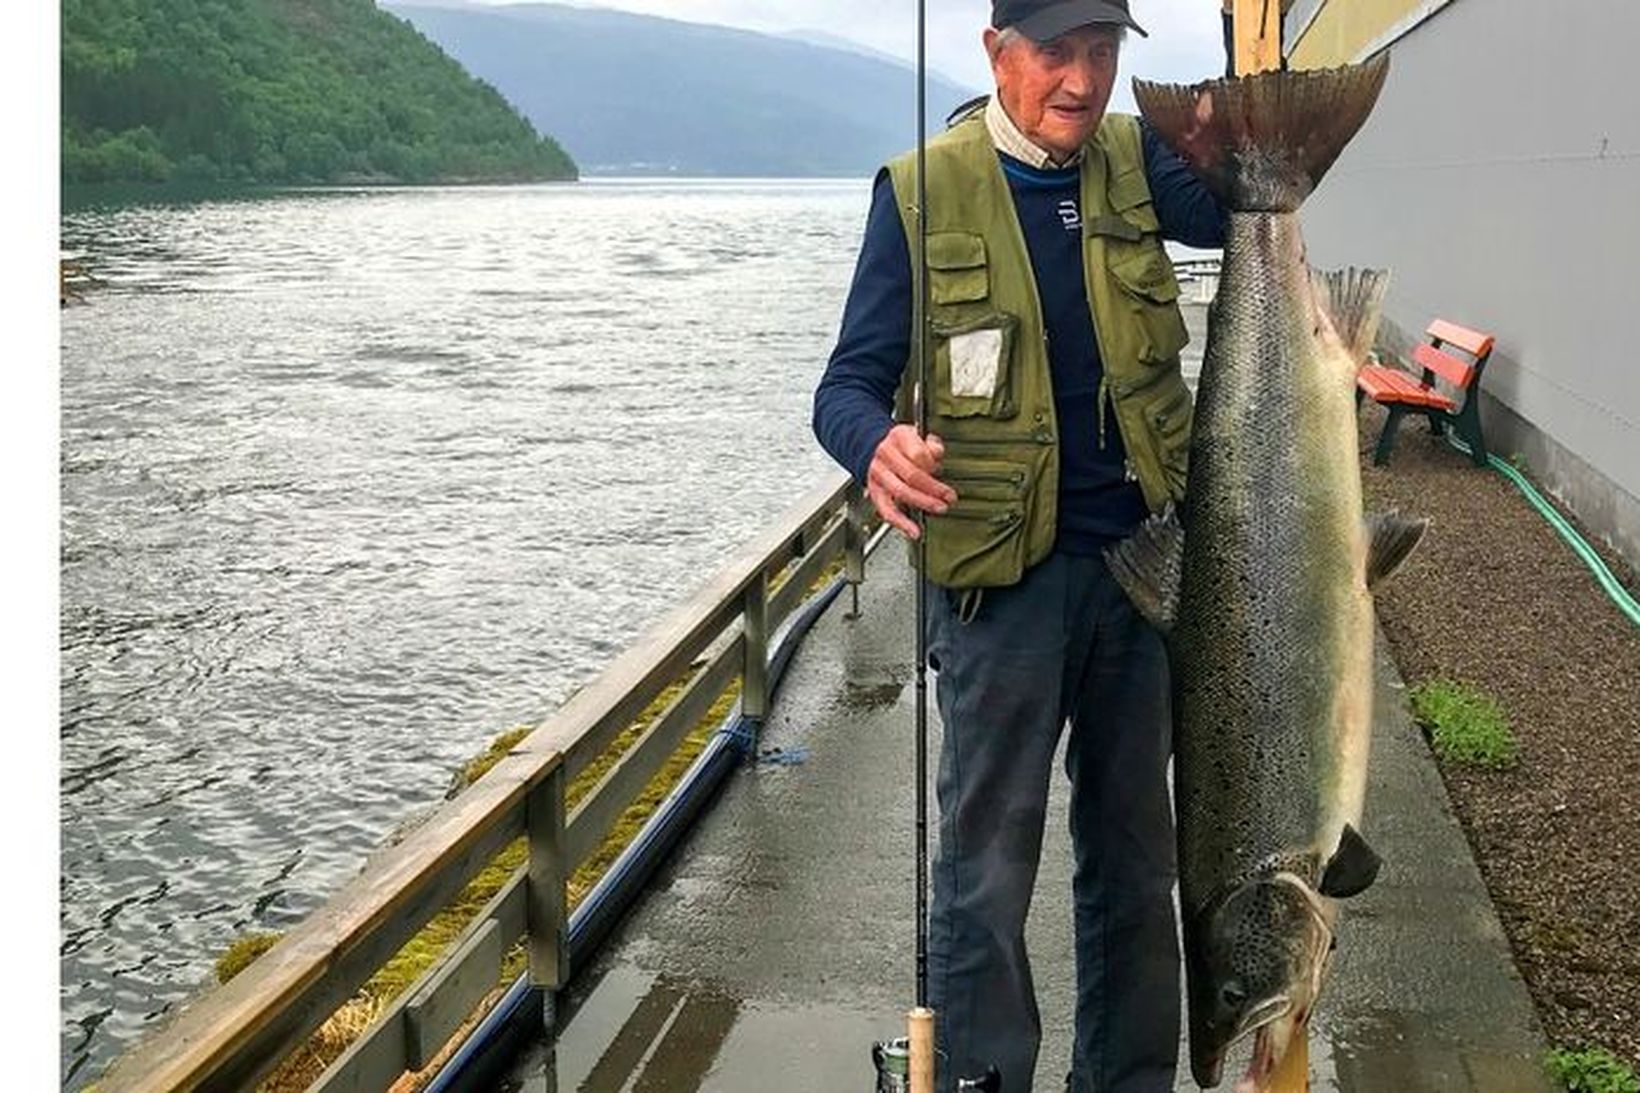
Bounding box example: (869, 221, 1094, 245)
(886, 108, 1194, 590)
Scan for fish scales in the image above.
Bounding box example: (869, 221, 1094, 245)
(1113, 55, 1421, 1091)
(1175, 210, 1374, 919)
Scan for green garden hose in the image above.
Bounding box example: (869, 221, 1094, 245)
(1445, 436, 1640, 630)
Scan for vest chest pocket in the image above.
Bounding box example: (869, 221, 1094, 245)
(931, 311, 1019, 420)
(926, 231, 990, 305)
(1108, 245, 1190, 366)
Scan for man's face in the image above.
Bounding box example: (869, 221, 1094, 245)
(986, 24, 1122, 160)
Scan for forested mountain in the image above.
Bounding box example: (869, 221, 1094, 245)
(385, 2, 982, 177)
(61, 0, 577, 185)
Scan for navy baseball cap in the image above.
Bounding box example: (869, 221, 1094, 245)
(992, 0, 1149, 40)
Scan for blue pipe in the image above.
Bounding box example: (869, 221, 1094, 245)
(427, 574, 849, 1092)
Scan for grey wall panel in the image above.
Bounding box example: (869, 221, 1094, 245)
(1299, 0, 1640, 562)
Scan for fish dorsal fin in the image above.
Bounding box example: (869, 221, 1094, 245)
(1320, 824, 1381, 899)
(1312, 266, 1391, 365)
(1364, 510, 1428, 590)
(1133, 56, 1390, 212)
(1103, 504, 1184, 633)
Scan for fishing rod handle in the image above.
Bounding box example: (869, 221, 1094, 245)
(908, 1006, 935, 1093)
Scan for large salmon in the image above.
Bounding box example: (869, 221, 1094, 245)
(1108, 57, 1426, 1091)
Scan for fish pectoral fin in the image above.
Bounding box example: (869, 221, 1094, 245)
(1364, 510, 1429, 589)
(1320, 823, 1382, 898)
(1103, 504, 1183, 633)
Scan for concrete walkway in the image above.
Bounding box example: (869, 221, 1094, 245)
(500, 541, 1556, 1092)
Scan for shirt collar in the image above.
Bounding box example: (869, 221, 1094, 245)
(984, 94, 1084, 169)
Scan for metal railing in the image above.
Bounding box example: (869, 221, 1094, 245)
(97, 472, 870, 1092)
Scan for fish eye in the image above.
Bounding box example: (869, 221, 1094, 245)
(1220, 980, 1248, 1008)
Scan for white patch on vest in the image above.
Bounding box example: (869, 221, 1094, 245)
(1057, 199, 1081, 232)
(949, 329, 1003, 400)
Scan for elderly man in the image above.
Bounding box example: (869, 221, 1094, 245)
(812, 2, 1225, 1090)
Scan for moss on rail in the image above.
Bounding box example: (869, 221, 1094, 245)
(199, 552, 848, 1092)
(216, 662, 744, 1092)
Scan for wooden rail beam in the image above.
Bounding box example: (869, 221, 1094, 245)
(741, 575, 769, 722)
(523, 472, 851, 781)
(96, 471, 859, 1092)
(527, 765, 569, 996)
(96, 748, 562, 1092)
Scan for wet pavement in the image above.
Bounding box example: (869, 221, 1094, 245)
(498, 523, 1556, 1092)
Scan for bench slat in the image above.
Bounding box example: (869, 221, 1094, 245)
(1426, 319, 1494, 359)
(1411, 343, 1476, 390)
(1357, 365, 1457, 412)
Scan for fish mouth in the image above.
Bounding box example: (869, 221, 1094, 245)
(1191, 995, 1294, 1088)
(1233, 994, 1294, 1044)
(1233, 1007, 1310, 1093)
(1233, 1025, 1281, 1093)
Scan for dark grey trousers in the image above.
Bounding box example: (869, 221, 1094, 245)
(925, 551, 1179, 1093)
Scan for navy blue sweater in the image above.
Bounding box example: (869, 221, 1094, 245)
(813, 119, 1226, 556)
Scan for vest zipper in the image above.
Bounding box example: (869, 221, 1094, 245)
(1096, 376, 1111, 450)
(936, 508, 1022, 525)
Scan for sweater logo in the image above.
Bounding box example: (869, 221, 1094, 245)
(1057, 199, 1081, 233)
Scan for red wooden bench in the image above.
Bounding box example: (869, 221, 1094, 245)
(1356, 318, 1495, 467)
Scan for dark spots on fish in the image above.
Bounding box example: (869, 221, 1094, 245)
(1190, 874, 1331, 1055)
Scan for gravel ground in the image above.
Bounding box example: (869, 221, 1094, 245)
(1355, 401, 1640, 1073)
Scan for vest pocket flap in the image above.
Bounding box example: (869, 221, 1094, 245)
(1108, 249, 1189, 364)
(1109, 249, 1182, 306)
(927, 232, 987, 269)
(942, 455, 1029, 502)
(1106, 167, 1161, 232)
(924, 497, 1028, 589)
(927, 232, 989, 304)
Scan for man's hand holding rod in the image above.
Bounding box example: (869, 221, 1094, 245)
(867, 424, 958, 539)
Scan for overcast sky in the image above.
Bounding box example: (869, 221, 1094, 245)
(467, 0, 1228, 112)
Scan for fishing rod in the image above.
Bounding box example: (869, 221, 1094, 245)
(872, 3, 1002, 1091)
(868, 0, 932, 1089)
(909, 0, 934, 1078)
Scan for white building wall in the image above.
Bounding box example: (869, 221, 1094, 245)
(1298, 0, 1640, 564)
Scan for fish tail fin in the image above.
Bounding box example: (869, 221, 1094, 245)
(1311, 266, 1390, 364)
(1133, 55, 1389, 212)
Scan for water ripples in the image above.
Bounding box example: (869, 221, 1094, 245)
(59, 178, 865, 1086)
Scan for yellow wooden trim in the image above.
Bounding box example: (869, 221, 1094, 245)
(1234, 0, 1283, 74)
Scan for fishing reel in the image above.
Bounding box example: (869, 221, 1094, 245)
(871, 1038, 1001, 1092)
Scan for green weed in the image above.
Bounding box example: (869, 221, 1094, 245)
(1408, 678, 1519, 769)
(215, 931, 282, 984)
(1546, 1045, 1640, 1093)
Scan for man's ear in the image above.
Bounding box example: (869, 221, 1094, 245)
(983, 26, 1003, 62)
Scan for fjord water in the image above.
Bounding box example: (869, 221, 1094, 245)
(58, 179, 864, 1086)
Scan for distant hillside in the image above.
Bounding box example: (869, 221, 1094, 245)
(384, 1, 982, 177)
(61, 0, 577, 185)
